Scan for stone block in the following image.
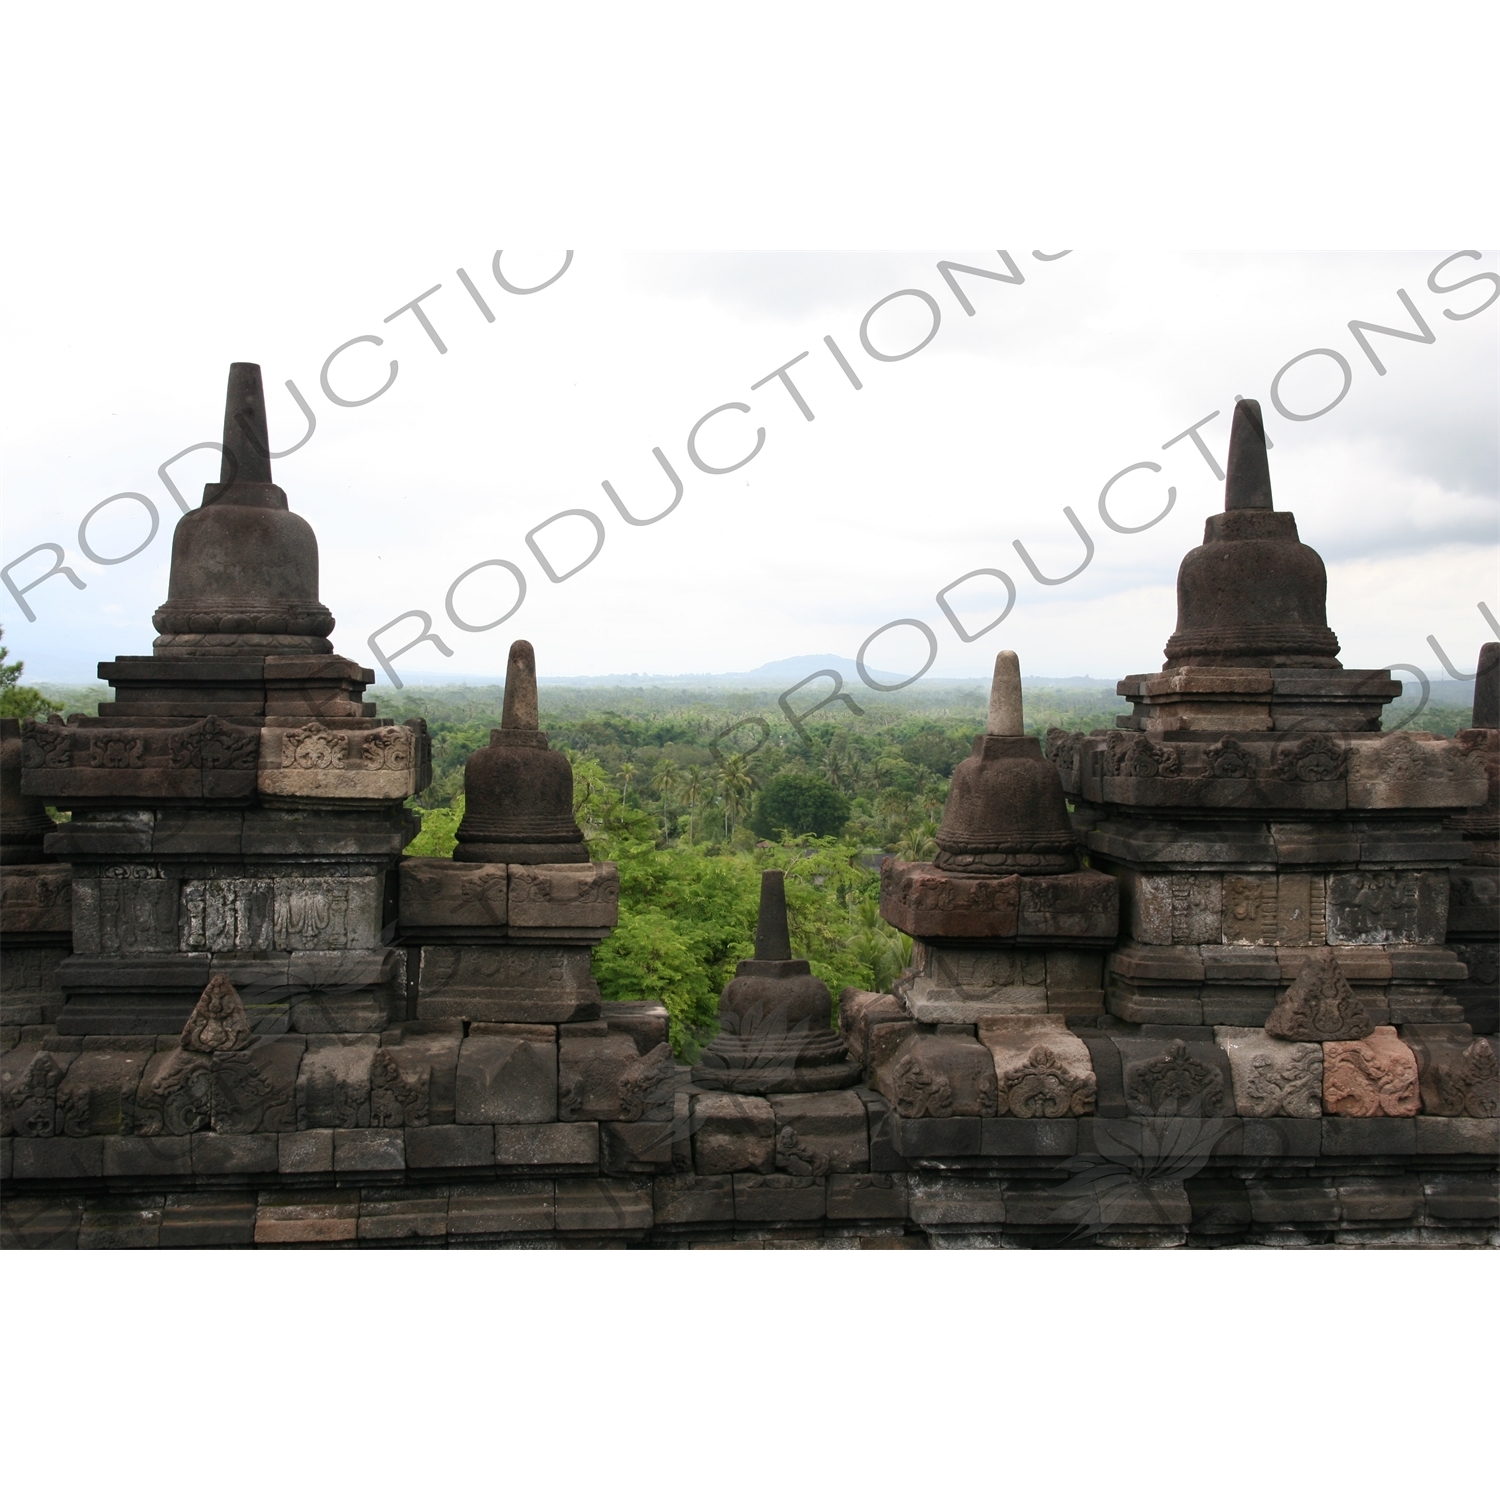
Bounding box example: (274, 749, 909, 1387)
(210, 1037, 305, 1134)
(1, 1047, 69, 1138)
(448, 1181, 554, 1235)
(602, 1000, 671, 1057)
(70, 873, 179, 956)
(404, 1124, 496, 1169)
(889, 1114, 983, 1156)
(771, 1091, 869, 1174)
(1323, 1028, 1420, 1117)
(653, 1173, 734, 1226)
(692, 1092, 775, 1174)
(910, 1176, 1006, 1226)
(379, 1024, 461, 1124)
(601, 1119, 675, 1172)
(1414, 1117, 1499, 1155)
(980, 1116, 1078, 1156)
(357, 1190, 449, 1242)
(399, 858, 507, 934)
(256, 722, 421, 802)
(859, 1088, 906, 1172)
(494, 1121, 599, 1167)
(508, 861, 619, 936)
(1185, 1177, 1252, 1232)
(0, 1194, 82, 1247)
(899, 943, 1047, 1021)
(1421, 1173, 1499, 1222)
(1321, 1117, 1417, 1155)
(79, 1194, 165, 1249)
(1001, 1186, 1093, 1228)
(255, 1189, 360, 1245)
(1113, 1037, 1234, 1117)
(872, 1031, 997, 1118)
(1246, 1180, 1338, 1225)
(56, 1046, 152, 1135)
(103, 1135, 193, 1176)
(1338, 1175, 1422, 1223)
(1406, 1034, 1497, 1118)
(1122, 872, 1221, 945)
(1095, 1180, 1191, 1228)
(1214, 1027, 1322, 1118)
(278, 1128, 334, 1174)
(879, 860, 1019, 939)
(826, 1172, 908, 1221)
(132, 1048, 213, 1136)
(1347, 732, 1489, 809)
(733, 1173, 827, 1223)
(554, 1178, 653, 1233)
(333, 1128, 405, 1172)
(0, 865, 72, 935)
(1221, 874, 1276, 944)
(1017, 869, 1119, 940)
(295, 1037, 376, 1129)
(191, 1132, 278, 1175)
(1326, 870, 1448, 946)
(978, 1015, 1095, 1117)
(179, 878, 274, 953)
(559, 1033, 646, 1120)
(159, 1192, 258, 1248)
(455, 1032, 557, 1125)
(417, 944, 601, 1023)
(839, 988, 910, 1067)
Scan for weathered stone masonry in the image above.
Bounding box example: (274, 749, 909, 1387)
(2, 378, 1495, 1249)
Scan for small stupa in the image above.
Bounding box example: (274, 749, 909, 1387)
(934, 650, 1078, 875)
(453, 640, 589, 864)
(693, 870, 861, 1093)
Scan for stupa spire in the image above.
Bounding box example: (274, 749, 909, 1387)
(986, 650, 1023, 735)
(501, 640, 541, 732)
(753, 870, 792, 961)
(1223, 398, 1273, 511)
(219, 362, 274, 488)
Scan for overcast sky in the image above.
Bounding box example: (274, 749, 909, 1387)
(2, 247, 1494, 691)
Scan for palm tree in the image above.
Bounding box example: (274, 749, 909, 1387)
(894, 818, 939, 862)
(680, 766, 704, 843)
(717, 752, 755, 838)
(650, 760, 680, 800)
(619, 761, 637, 802)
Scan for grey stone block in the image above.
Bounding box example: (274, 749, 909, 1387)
(1414, 1117, 1500, 1156)
(980, 1117, 1078, 1157)
(0, 1138, 9, 1180)
(333, 1128, 404, 1172)
(910, 1176, 1006, 1226)
(191, 1132, 278, 1176)
(211, 1038, 304, 1134)
(278, 1128, 334, 1174)
(653, 1173, 734, 1226)
(1185, 1177, 1252, 1231)
(559, 1033, 647, 1120)
(771, 1091, 869, 1174)
(602, 1000, 670, 1056)
(12, 1136, 103, 1178)
(1321, 1117, 1417, 1155)
(999, 1186, 1096, 1228)
(692, 1092, 775, 1175)
(1247, 1180, 1339, 1224)
(601, 1119, 675, 1172)
(826, 1172, 908, 1221)
(1338, 1175, 1422, 1223)
(494, 1121, 599, 1167)
(889, 1115, 983, 1157)
(357, 1190, 449, 1242)
(1094, 1180, 1191, 1227)
(733, 1173, 828, 1223)
(554, 1178, 653, 1232)
(455, 1033, 557, 1125)
(79, 1194, 165, 1249)
(449, 1180, 554, 1235)
(254, 1189, 360, 1245)
(0, 1194, 83, 1248)
(103, 1135, 193, 1177)
(404, 1124, 496, 1169)
(1215, 1117, 1322, 1157)
(1421, 1173, 1499, 1222)
(159, 1192, 257, 1247)
(859, 1089, 906, 1172)
(295, 1038, 376, 1129)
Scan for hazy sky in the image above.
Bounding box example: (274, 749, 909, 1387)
(3, 248, 1495, 690)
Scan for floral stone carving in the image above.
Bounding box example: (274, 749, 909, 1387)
(1322, 1027, 1420, 1117)
(180, 975, 252, 1054)
(1265, 952, 1372, 1041)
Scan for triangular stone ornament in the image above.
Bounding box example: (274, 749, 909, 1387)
(1265, 952, 1373, 1042)
(180, 974, 252, 1054)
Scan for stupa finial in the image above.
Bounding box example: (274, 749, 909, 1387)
(1475, 641, 1500, 730)
(986, 650, 1023, 735)
(1223, 398, 1273, 512)
(219, 362, 274, 489)
(501, 640, 540, 732)
(753, 870, 793, 961)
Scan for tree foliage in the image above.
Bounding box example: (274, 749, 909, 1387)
(750, 773, 851, 839)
